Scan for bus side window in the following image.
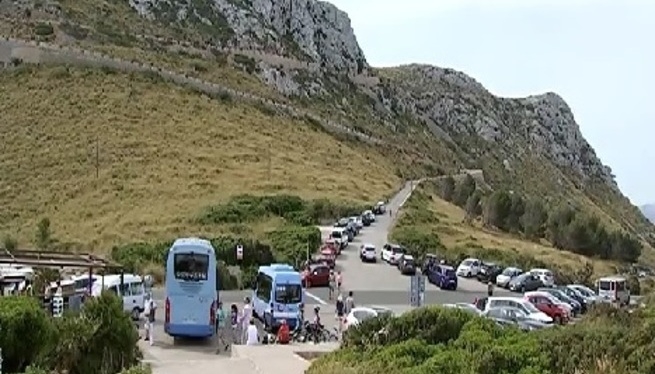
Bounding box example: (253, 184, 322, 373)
(256, 274, 272, 303)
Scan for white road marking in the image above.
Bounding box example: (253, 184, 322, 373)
(304, 290, 328, 305)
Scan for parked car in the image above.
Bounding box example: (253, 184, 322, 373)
(301, 264, 331, 288)
(347, 217, 361, 235)
(344, 306, 393, 329)
(322, 239, 340, 256)
(474, 296, 553, 324)
(427, 264, 457, 290)
(508, 272, 543, 293)
(373, 201, 386, 215)
(381, 244, 406, 265)
(529, 268, 555, 287)
(539, 288, 582, 316)
(351, 216, 364, 231)
(360, 243, 377, 263)
(495, 267, 523, 288)
(483, 307, 553, 331)
(442, 303, 481, 316)
(330, 228, 349, 250)
(398, 255, 417, 275)
(524, 291, 570, 324)
(477, 262, 503, 283)
(363, 210, 376, 223)
(567, 284, 599, 305)
(456, 258, 482, 277)
(317, 249, 336, 269)
(334, 218, 349, 228)
(421, 253, 442, 274)
(361, 213, 372, 227)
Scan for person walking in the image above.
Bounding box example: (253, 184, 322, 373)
(336, 271, 343, 294)
(328, 271, 336, 300)
(215, 301, 229, 352)
(143, 294, 157, 346)
(335, 294, 345, 335)
(246, 319, 259, 345)
(240, 297, 253, 344)
(487, 281, 494, 297)
(345, 291, 355, 314)
(230, 303, 239, 345)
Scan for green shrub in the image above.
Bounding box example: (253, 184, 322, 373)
(0, 297, 54, 373)
(119, 365, 152, 374)
(627, 275, 641, 295)
(197, 194, 368, 225)
(267, 225, 322, 266)
(390, 226, 444, 259)
(110, 241, 171, 273)
(211, 235, 276, 267)
(34, 23, 54, 36)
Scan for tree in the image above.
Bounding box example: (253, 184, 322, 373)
(482, 190, 512, 230)
(521, 199, 547, 240)
(464, 191, 482, 223)
(35, 218, 52, 250)
(439, 176, 455, 202)
(546, 205, 576, 249)
(506, 193, 525, 233)
(453, 175, 476, 207)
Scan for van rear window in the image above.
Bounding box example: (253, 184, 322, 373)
(174, 253, 209, 281)
(275, 284, 302, 303)
(331, 231, 342, 238)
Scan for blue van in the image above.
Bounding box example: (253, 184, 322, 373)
(252, 264, 304, 331)
(427, 264, 458, 290)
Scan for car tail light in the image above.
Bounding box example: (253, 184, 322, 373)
(210, 300, 216, 326)
(165, 297, 170, 324)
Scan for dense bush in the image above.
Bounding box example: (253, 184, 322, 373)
(432, 178, 643, 263)
(196, 194, 368, 225)
(1, 293, 140, 374)
(110, 241, 171, 273)
(310, 304, 655, 374)
(268, 225, 322, 267)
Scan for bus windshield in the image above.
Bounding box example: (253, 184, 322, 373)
(274, 284, 302, 304)
(174, 253, 209, 281)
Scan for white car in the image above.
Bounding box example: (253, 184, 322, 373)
(530, 268, 555, 287)
(363, 210, 375, 222)
(344, 306, 393, 329)
(381, 244, 406, 264)
(456, 258, 482, 277)
(330, 228, 349, 248)
(351, 216, 364, 230)
(360, 244, 377, 262)
(475, 296, 553, 324)
(495, 267, 523, 288)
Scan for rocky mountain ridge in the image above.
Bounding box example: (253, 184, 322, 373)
(0, 0, 649, 236)
(641, 205, 655, 224)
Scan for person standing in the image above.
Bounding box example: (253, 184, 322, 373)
(215, 301, 229, 352)
(345, 291, 355, 314)
(336, 271, 343, 294)
(143, 294, 157, 346)
(487, 281, 494, 297)
(240, 297, 253, 344)
(335, 294, 345, 335)
(230, 304, 239, 345)
(246, 319, 259, 345)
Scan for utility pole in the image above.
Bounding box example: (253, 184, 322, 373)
(95, 135, 99, 179)
(267, 142, 272, 181)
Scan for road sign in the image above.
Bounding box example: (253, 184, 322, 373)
(410, 274, 426, 307)
(236, 244, 243, 260)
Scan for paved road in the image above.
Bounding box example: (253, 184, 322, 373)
(308, 180, 511, 307)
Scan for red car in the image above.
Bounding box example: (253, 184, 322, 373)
(301, 264, 331, 288)
(524, 292, 569, 324)
(318, 249, 336, 269)
(323, 239, 340, 256)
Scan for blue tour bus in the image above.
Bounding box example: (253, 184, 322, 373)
(164, 237, 218, 339)
(252, 263, 304, 331)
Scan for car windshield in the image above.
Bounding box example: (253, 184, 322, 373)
(365, 246, 375, 251)
(173, 253, 209, 281)
(520, 301, 541, 313)
(462, 260, 474, 266)
(502, 268, 517, 276)
(445, 269, 455, 276)
(404, 258, 415, 265)
(274, 284, 302, 304)
(392, 246, 405, 254)
(544, 271, 553, 278)
(331, 231, 342, 238)
(599, 281, 612, 291)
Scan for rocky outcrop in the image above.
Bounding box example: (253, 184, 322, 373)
(372, 64, 617, 189)
(128, 0, 367, 75)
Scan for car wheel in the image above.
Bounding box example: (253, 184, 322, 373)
(467, 272, 471, 278)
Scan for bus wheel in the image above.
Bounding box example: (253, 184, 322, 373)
(131, 307, 141, 321)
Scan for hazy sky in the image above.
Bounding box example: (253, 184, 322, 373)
(329, 0, 654, 205)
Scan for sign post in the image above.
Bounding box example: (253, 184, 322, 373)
(236, 244, 243, 261)
(410, 274, 425, 307)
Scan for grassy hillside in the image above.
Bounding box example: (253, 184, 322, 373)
(0, 66, 399, 249)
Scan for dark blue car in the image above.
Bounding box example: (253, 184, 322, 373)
(428, 265, 458, 290)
